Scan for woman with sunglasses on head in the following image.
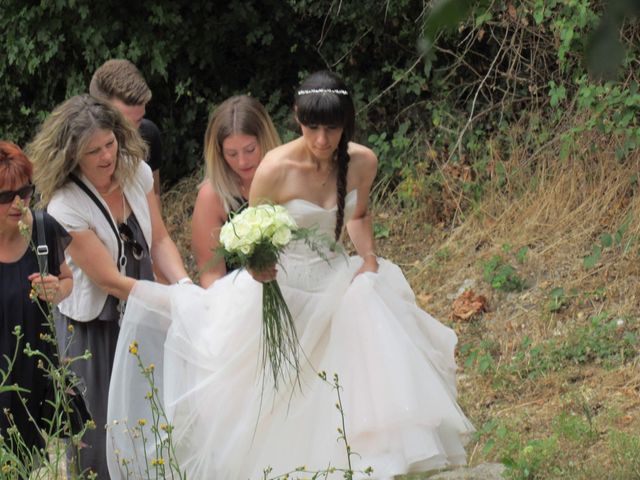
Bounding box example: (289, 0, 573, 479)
(26, 94, 191, 479)
(107, 71, 473, 479)
(0, 141, 72, 466)
(192, 95, 281, 287)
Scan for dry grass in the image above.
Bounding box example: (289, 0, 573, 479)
(372, 134, 640, 478)
(162, 168, 203, 280)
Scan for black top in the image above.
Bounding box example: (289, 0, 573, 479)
(0, 211, 71, 453)
(139, 118, 162, 173)
(97, 212, 155, 321)
(225, 197, 247, 272)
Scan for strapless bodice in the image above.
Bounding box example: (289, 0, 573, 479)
(283, 190, 358, 236)
(279, 190, 358, 290)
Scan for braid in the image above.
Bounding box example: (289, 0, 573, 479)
(334, 135, 350, 241)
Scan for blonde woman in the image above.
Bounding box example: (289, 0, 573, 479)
(27, 94, 190, 478)
(191, 95, 280, 287)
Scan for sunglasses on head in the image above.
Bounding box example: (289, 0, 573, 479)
(118, 222, 145, 261)
(0, 184, 35, 204)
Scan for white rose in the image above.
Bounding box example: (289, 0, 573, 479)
(272, 226, 292, 247)
(274, 206, 297, 229)
(221, 205, 297, 253)
(220, 223, 239, 251)
(244, 223, 263, 245)
(239, 209, 256, 228)
(232, 221, 253, 245)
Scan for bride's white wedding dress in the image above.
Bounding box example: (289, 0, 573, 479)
(107, 191, 474, 479)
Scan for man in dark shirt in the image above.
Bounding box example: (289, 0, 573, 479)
(89, 59, 163, 206)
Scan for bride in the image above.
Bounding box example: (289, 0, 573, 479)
(107, 71, 474, 479)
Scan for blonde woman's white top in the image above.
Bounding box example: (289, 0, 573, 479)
(48, 161, 154, 321)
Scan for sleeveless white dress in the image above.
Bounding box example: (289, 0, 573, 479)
(107, 191, 474, 479)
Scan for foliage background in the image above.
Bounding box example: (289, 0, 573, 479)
(1, 0, 638, 188)
(1, 0, 431, 183)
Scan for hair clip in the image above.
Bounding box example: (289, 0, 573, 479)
(297, 89, 349, 96)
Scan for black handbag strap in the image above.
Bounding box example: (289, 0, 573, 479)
(69, 173, 125, 269)
(34, 209, 49, 275)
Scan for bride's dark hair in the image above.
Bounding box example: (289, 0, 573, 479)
(294, 70, 355, 241)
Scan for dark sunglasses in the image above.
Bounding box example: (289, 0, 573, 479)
(0, 184, 35, 204)
(118, 222, 145, 261)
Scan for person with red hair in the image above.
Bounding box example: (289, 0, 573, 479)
(0, 141, 72, 466)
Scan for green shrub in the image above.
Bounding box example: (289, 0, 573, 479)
(481, 254, 527, 292)
(2, 0, 637, 195)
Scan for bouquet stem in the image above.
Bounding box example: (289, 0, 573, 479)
(262, 280, 300, 388)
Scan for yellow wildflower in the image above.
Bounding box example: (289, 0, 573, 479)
(137, 418, 147, 426)
(128, 341, 139, 355)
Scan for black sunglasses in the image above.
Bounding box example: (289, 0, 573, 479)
(118, 223, 145, 261)
(0, 184, 35, 204)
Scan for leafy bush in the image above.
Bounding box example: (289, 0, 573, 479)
(2, 0, 638, 196)
(0, 0, 433, 185)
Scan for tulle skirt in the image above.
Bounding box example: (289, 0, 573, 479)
(107, 254, 474, 479)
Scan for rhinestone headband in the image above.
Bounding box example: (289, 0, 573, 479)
(297, 88, 349, 96)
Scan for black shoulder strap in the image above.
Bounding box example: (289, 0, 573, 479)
(69, 173, 124, 269)
(34, 210, 49, 275)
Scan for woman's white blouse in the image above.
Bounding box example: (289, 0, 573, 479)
(48, 161, 154, 321)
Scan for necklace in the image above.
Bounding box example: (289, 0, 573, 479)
(316, 162, 336, 187)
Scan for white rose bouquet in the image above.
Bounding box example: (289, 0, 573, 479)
(219, 204, 333, 388)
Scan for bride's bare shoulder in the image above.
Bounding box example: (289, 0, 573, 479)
(251, 142, 300, 203)
(347, 142, 378, 174)
(259, 141, 300, 172)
